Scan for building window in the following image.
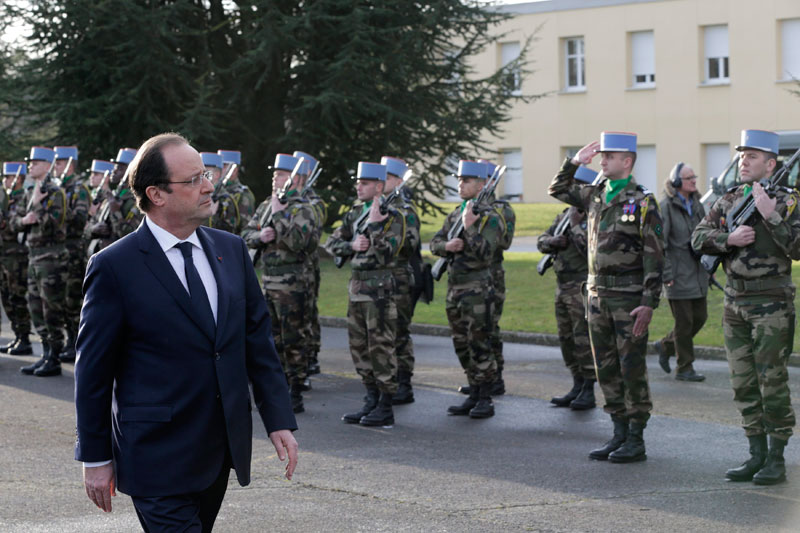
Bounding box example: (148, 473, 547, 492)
(502, 149, 523, 201)
(564, 37, 585, 91)
(501, 42, 522, 95)
(631, 31, 655, 87)
(703, 25, 729, 84)
(635, 145, 657, 193)
(781, 19, 800, 80)
(704, 143, 732, 191)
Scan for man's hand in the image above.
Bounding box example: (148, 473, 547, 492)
(270, 193, 287, 214)
(107, 197, 122, 213)
(368, 198, 387, 223)
(91, 222, 111, 238)
(752, 182, 777, 220)
(571, 140, 601, 166)
(260, 227, 276, 243)
(31, 183, 48, 205)
(727, 225, 756, 247)
(630, 305, 653, 337)
(21, 211, 39, 226)
(83, 463, 116, 513)
(444, 238, 464, 253)
(548, 235, 569, 250)
(352, 234, 370, 252)
(462, 201, 479, 229)
(268, 429, 298, 480)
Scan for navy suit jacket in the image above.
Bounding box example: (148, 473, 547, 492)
(74, 220, 297, 497)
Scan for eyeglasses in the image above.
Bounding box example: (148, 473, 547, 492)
(683, 175, 698, 180)
(167, 170, 213, 188)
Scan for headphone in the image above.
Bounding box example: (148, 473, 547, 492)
(671, 162, 685, 189)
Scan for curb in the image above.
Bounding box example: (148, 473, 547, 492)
(320, 316, 800, 367)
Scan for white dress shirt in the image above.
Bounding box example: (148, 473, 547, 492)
(84, 217, 219, 468)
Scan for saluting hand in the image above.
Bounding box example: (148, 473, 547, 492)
(752, 182, 777, 220)
(630, 305, 653, 337)
(571, 141, 601, 166)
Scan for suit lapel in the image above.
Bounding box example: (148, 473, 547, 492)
(136, 221, 215, 342)
(197, 227, 229, 344)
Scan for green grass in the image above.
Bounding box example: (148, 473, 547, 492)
(317, 253, 800, 351)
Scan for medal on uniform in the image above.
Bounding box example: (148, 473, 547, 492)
(621, 202, 636, 222)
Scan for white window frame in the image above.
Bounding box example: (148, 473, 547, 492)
(500, 42, 522, 95)
(564, 37, 585, 91)
(631, 31, 655, 88)
(781, 19, 800, 81)
(703, 25, 729, 84)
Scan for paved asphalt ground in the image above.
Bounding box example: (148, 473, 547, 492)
(2, 323, 800, 532)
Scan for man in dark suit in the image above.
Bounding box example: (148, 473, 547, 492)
(74, 133, 298, 532)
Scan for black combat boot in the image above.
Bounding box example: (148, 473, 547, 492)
(307, 354, 321, 375)
(342, 386, 379, 424)
(20, 341, 50, 375)
(490, 370, 506, 396)
(569, 379, 596, 410)
(589, 416, 629, 460)
(59, 330, 77, 363)
(469, 383, 495, 419)
(34, 343, 63, 377)
(290, 381, 305, 414)
(752, 436, 787, 486)
(360, 391, 394, 427)
(551, 375, 584, 407)
(608, 421, 647, 463)
(725, 434, 768, 482)
(448, 386, 479, 416)
(9, 334, 33, 356)
(0, 336, 19, 354)
(392, 370, 415, 405)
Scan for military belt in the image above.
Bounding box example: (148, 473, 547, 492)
(448, 268, 491, 284)
(587, 272, 643, 288)
(726, 276, 792, 292)
(557, 271, 588, 284)
(351, 268, 392, 280)
(263, 263, 303, 276)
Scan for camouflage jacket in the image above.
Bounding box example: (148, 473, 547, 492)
(305, 188, 328, 231)
(325, 201, 405, 272)
(691, 181, 800, 297)
(549, 158, 664, 308)
(489, 195, 516, 265)
(537, 207, 588, 278)
(205, 189, 239, 234)
(387, 193, 421, 267)
(224, 181, 256, 232)
(430, 202, 503, 277)
(10, 180, 67, 249)
(242, 193, 319, 268)
(84, 188, 142, 250)
(60, 173, 91, 241)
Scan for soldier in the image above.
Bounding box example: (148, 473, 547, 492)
(380, 155, 421, 404)
(293, 150, 327, 376)
(201, 152, 239, 234)
(12, 147, 69, 377)
(692, 129, 800, 486)
(539, 165, 597, 410)
(0, 162, 33, 356)
(242, 154, 318, 413)
(430, 160, 503, 419)
(86, 148, 141, 257)
(53, 146, 90, 363)
(218, 149, 256, 232)
(550, 132, 664, 463)
(326, 162, 405, 427)
(654, 162, 708, 382)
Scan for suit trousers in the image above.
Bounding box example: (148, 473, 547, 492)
(659, 297, 708, 374)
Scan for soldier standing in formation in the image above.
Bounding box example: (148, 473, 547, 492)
(201, 152, 239, 233)
(0, 162, 33, 356)
(431, 160, 503, 419)
(654, 162, 708, 382)
(380, 155, 421, 405)
(54, 146, 90, 363)
(326, 162, 405, 427)
(13, 147, 69, 377)
(243, 153, 319, 414)
(692, 129, 800, 486)
(539, 165, 597, 410)
(550, 132, 664, 463)
(218, 150, 256, 233)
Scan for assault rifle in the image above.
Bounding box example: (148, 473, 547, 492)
(700, 146, 800, 275)
(286, 160, 322, 203)
(5, 165, 21, 198)
(212, 163, 237, 202)
(379, 168, 414, 215)
(430, 165, 506, 281)
(87, 165, 131, 256)
(333, 207, 371, 269)
(18, 157, 58, 245)
(57, 156, 73, 186)
(91, 170, 112, 205)
(536, 212, 571, 276)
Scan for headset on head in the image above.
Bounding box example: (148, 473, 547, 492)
(671, 162, 685, 189)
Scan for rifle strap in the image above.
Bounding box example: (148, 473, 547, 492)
(492, 206, 508, 239)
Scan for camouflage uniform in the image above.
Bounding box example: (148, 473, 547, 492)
(537, 207, 594, 380)
(10, 181, 69, 349)
(692, 183, 800, 441)
(242, 192, 318, 385)
(224, 180, 256, 233)
(0, 188, 32, 340)
(326, 201, 404, 395)
(60, 173, 91, 345)
(549, 159, 664, 425)
(85, 187, 143, 257)
(489, 195, 516, 378)
(303, 188, 327, 366)
(205, 188, 239, 234)
(430, 203, 503, 388)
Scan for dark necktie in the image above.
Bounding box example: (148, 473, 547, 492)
(177, 241, 216, 336)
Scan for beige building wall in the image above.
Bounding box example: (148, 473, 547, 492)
(470, 0, 800, 202)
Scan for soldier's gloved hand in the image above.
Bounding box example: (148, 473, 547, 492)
(91, 222, 111, 238)
(548, 235, 569, 250)
(445, 238, 464, 253)
(107, 197, 122, 213)
(260, 227, 276, 243)
(352, 234, 370, 252)
(727, 225, 755, 247)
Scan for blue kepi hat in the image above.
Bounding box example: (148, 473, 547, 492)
(3, 162, 27, 176)
(273, 154, 300, 172)
(477, 159, 497, 178)
(736, 129, 779, 155)
(201, 152, 223, 169)
(114, 148, 137, 165)
(293, 151, 317, 174)
(54, 146, 79, 161)
(218, 150, 241, 166)
(599, 132, 637, 153)
(357, 162, 387, 181)
(29, 146, 56, 163)
(380, 156, 409, 178)
(457, 160, 488, 179)
(90, 160, 114, 174)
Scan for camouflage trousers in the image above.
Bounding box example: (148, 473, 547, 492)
(555, 279, 594, 380)
(587, 292, 652, 423)
(445, 277, 496, 386)
(308, 255, 322, 356)
(27, 247, 68, 347)
(347, 297, 398, 394)
(393, 267, 416, 375)
(64, 239, 87, 336)
(263, 271, 309, 383)
(489, 264, 505, 372)
(0, 246, 32, 337)
(723, 292, 796, 441)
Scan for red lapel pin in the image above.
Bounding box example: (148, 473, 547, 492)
(217, 256, 222, 262)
